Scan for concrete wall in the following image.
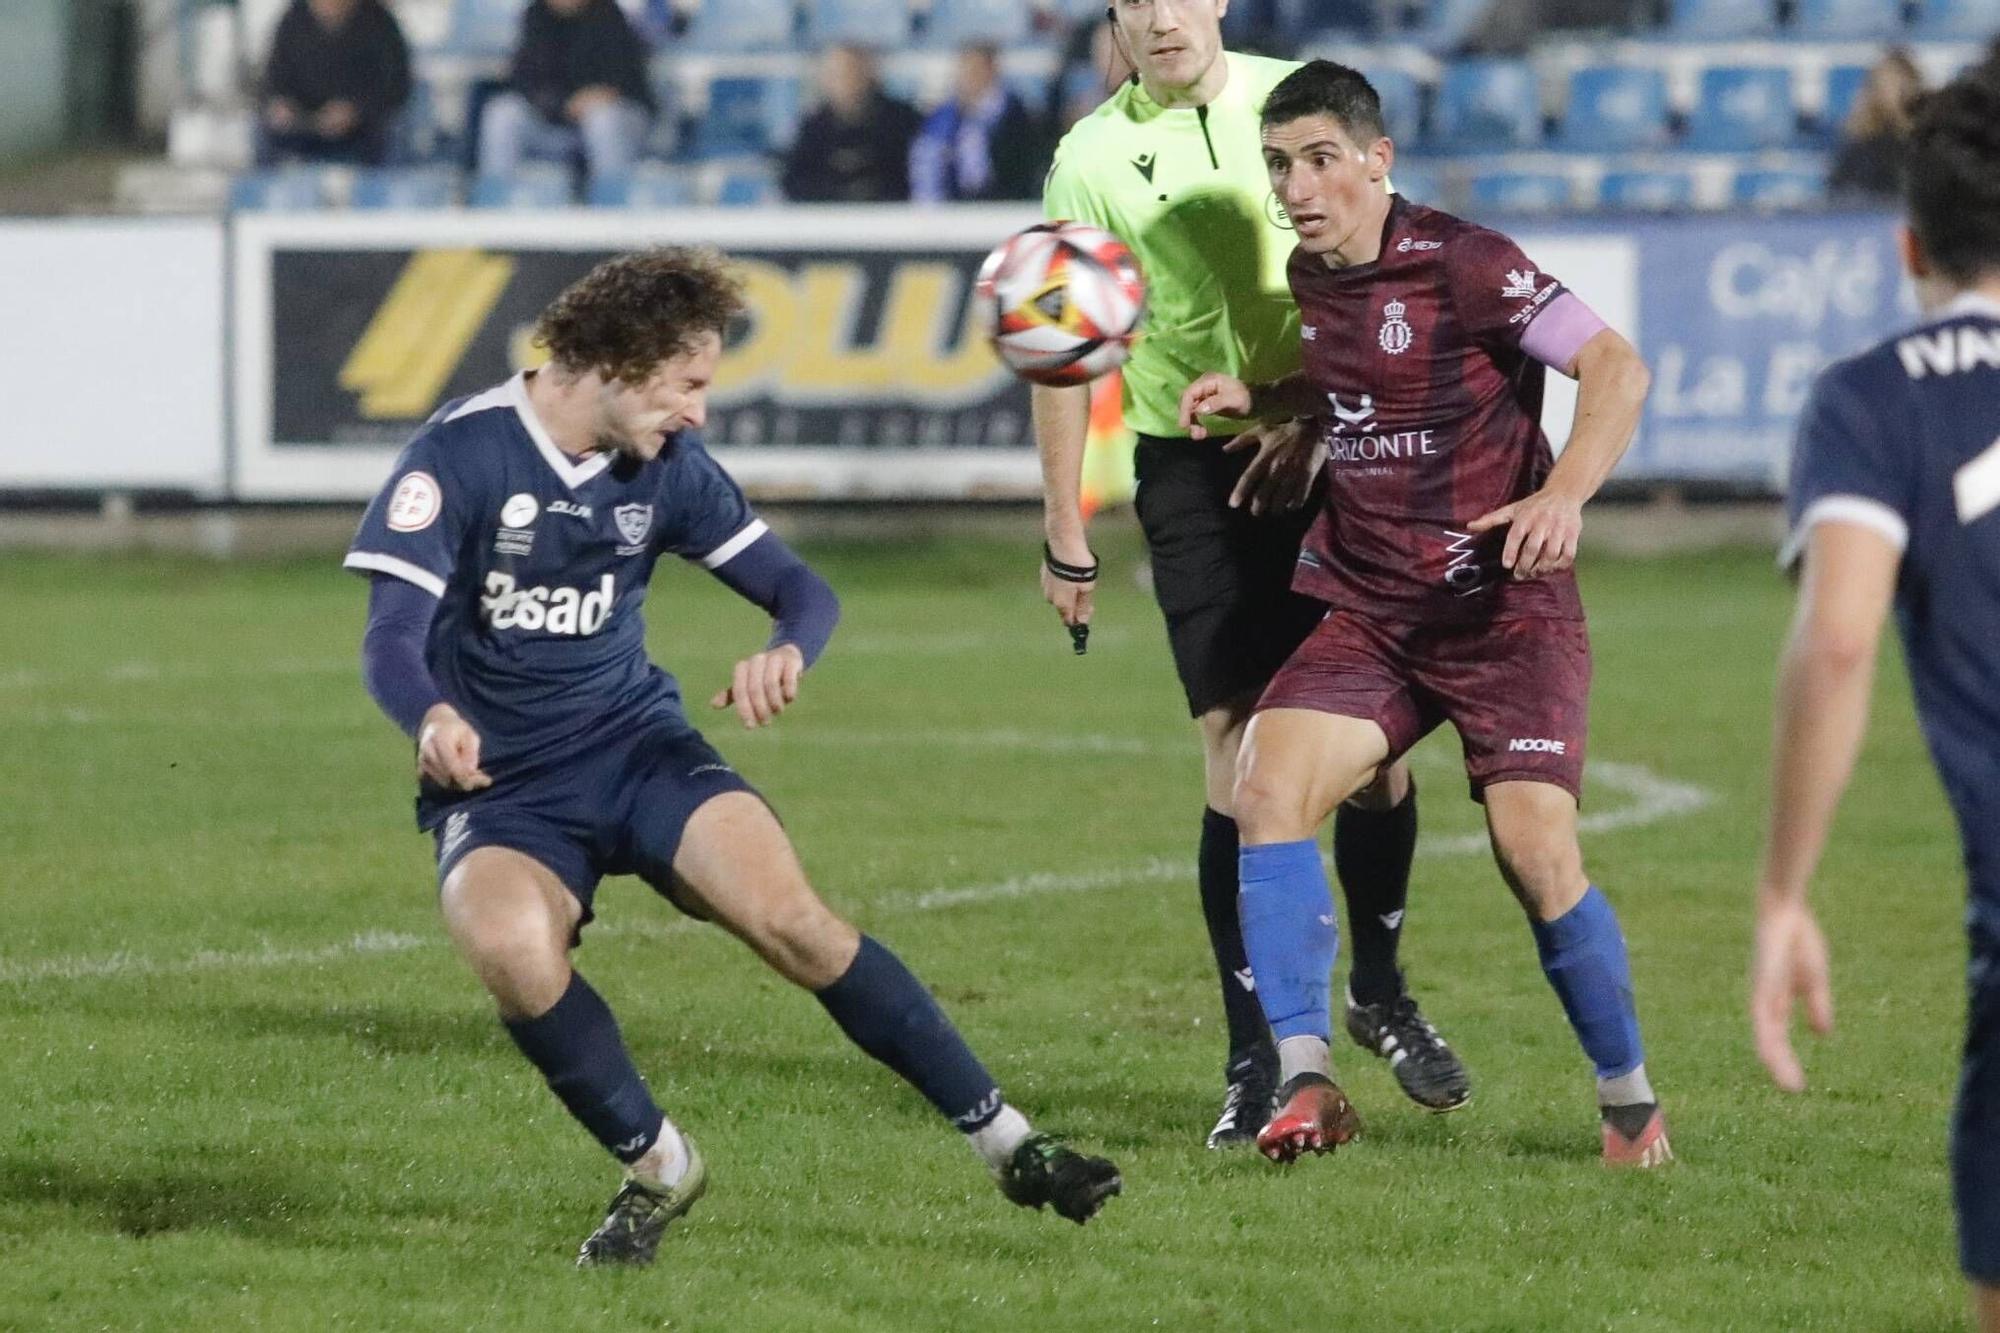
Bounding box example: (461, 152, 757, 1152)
(0, 0, 70, 162)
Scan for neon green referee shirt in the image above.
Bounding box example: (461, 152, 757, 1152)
(1043, 51, 1304, 441)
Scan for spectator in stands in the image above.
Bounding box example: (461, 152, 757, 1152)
(1046, 16, 1133, 138)
(257, 0, 411, 167)
(910, 45, 1043, 203)
(1830, 48, 1925, 202)
(478, 0, 655, 189)
(782, 45, 923, 203)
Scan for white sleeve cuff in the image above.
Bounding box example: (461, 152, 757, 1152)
(344, 551, 448, 598)
(697, 519, 770, 570)
(1778, 494, 1910, 571)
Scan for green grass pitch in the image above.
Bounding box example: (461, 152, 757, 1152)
(0, 528, 1970, 1330)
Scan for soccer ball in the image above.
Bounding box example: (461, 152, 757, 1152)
(975, 222, 1147, 387)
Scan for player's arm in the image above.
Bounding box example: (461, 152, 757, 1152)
(1752, 519, 1900, 1091)
(702, 529, 841, 729)
(360, 575, 491, 791)
(1033, 380, 1098, 632)
(1177, 370, 1320, 438)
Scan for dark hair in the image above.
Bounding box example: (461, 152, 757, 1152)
(1260, 59, 1386, 144)
(534, 247, 746, 385)
(1904, 58, 2000, 284)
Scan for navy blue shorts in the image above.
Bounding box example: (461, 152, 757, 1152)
(426, 721, 759, 932)
(1957, 920, 2000, 1282)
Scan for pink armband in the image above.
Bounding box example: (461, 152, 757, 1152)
(1519, 292, 1608, 374)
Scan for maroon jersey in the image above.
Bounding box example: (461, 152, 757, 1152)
(1288, 196, 1584, 624)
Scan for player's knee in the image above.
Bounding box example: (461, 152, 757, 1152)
(1232, 766, 1312, 843)
(1490, 822, 1586, 917)
(744, 895, 857, 988)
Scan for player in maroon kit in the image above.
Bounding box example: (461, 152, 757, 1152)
(1179, 61, 1669, 1167)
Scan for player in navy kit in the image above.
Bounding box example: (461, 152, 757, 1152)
(1752, 61, 2000, 1326)
(347, 249, 1119, 1267)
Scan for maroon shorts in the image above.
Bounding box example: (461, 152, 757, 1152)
(1259, 610, 1591, 802)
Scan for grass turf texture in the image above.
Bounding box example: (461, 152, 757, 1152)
(0, 528, 1968, 1330)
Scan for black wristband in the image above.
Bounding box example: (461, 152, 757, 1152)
(1043, 541, 1099, 584)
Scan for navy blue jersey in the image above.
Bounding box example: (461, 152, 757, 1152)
(345, 373, 767, 808)
(1784, 293, 2000, 910)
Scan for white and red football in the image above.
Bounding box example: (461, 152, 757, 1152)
(974, 221, 1147, 387)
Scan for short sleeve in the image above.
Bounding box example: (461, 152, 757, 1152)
(662, 438, 769, 569)
(1445, 227, 1572, 355)
(1042, 141, 1108, 229)
(343, 434, 472, 597)
(1779, 367, 1915, 570)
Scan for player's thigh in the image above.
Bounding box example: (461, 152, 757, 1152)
(1234, 709, 1393, 843)
(1422, 616, 1591, 805)
(669, 792, 859, 989)
(1481, 780, 1587, 918)
(438, 846, 582, 1013)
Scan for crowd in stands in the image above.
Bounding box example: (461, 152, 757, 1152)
(229, 0, 1995, 212)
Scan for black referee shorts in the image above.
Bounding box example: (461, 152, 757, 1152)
(1131, 433, 1326, 718)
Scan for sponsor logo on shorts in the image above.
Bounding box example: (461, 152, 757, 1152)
(1507, 737, 1568, 754)
(440, 810, 472, 860)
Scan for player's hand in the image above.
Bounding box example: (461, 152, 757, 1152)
(566, 86, 619, 122)
(1467, 487, 1584, 579)
(1750, 895, 1835, 1093)
(265, 98, 299, 131)
(711, 643, 805, 728)
(417, 703, 492, 792)
(1040, 531, 1095, 632)
(1179, 373, 1254, 440)
(1224, 419, 1324, 516)
(315, 100, 359, 137)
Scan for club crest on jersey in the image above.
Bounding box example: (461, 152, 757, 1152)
(1378, 298, 1414, 355)
(614, 503, 653, 548)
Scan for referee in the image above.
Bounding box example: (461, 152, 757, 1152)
(1034, 0, 1469, 1146)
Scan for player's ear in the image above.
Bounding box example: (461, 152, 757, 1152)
(1367, 135, 1394, 184)
(1897, 224, 1931, 282)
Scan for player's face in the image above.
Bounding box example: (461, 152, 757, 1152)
(1262, 114, 1393, 260)
(596, 331, 723, 461)
(1111, 0, 1226, 94)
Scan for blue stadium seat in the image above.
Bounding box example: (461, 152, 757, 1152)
(1820, 64, 1869, 136)
(445, 0, 524, 57)
(1791, 0, 1903, 39)
(1597, 168, 1696, 212)
(680, 0, 795, 53)
(351, 168, 459, 209)
(1732, 166, 1826, 210)
(1664, 0, 1778, 39)
(1686, 66, 1797, 152)
(388, 81, 442, 165)
(1555, 66, 1670, 152)
(1399, 0, 1499, 53)
(716, 163, 779, 207)
(1467, 170, 1571, 214)
(1276, 0, 1375, 38)
(1365, 68, 1425, 143)
(588, 166, 699, 207)
(1433, 59, 1541, 151)
(470, 166, 574, 208)
(1911, 0, 1994, 38)
(926, 0, 1031, 45)
(689, 75, 801, 157)
(809, 0, 912, 45)
(228, 170, 332, 211)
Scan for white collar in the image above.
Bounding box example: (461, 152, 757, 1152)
(1942, 291, 2000, 321)
(509, 371, 612, 490)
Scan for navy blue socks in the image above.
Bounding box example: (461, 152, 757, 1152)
(816, 934, 1005, 1132)
(1531, 886, 1646, 1087)
(504, 971, 664, 1165)
(1237, 840, 1339, 1044)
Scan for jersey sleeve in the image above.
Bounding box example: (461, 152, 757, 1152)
(343, 433, 473, 597)
(661, 438, 770, 570)
(1042, 139, 1110, 229)
(1778, 366, 1915, 570)
(1445, 227, 1573, 356)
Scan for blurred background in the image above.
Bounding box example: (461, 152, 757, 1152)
(0, 0, 1993, 538)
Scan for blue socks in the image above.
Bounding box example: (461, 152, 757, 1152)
(1237, 840, 1338, 1043)
(504, 971, 664, 1164)
(816, 935, 1005, 1131)
(1531, 886, 1644, 1082)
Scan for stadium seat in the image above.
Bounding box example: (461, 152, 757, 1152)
(1365, 68, 1425, 143)
(470, 166, 574, 208)
(351, 168, 460, 209)
(1597, 168, 1696, 212)
(1467, 170, 1572, 214)
(688, 75, 802, 157)
(445, 0, 525, 57)
(808, 0, 913, 45)
(1277, 0, 1376, 38)
(1685, 66, 1798, 152)
(1732, 166, 1826, 210)
(1819, 64, 1869, 137)
(588, 166, 699, 207)
(1664, 0, 1779, 39)
(1910, 0, 1994, 38)
(228, 170, 332, 211)
(1790, 0, 1903, 39)
(1432, 59, 1542, 151)
(1399, 0, 1499, 53)
(679, 0, 796, 53)
(716, 162, 779, 206)
(925, 0, 1031, 46)
(1555, 65, 1671, 152)
(388, 81, 442, 165)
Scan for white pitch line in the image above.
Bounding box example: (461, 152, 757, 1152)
(0, 930, 428, 986)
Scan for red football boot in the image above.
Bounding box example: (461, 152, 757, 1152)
(1255, 1072, 1362, 1164)
(1601, 1103, 1674, 1168)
